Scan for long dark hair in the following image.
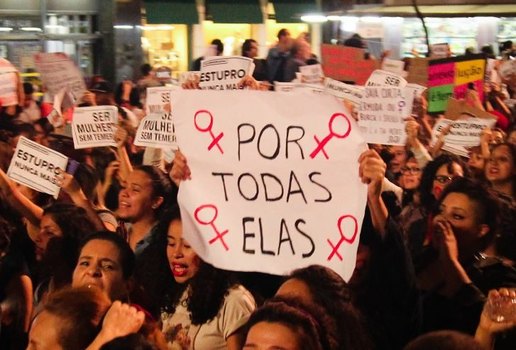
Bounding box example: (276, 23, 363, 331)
(157, 206, 237, 325)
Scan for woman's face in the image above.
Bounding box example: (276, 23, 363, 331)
(27, 311, 63, 350)
(34, 214, 63, 261)
(508, 130, 516, 146)
(389, 146, 407, 175)
(399, 160, 422, 190)
(433, 192, 488, 258)
(485, 145, 514, 184)
(117, 170, 159, 222)
(244, 322, 300, 350)
(166, 219, 201, 284)
(432, 162, 463, 199)
(72, 239, 127, 301)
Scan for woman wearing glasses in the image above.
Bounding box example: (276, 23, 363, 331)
(402, 154, 469, 272)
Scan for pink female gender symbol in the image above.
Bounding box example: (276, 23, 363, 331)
(310, 113, 352, 159)
(194, 204, 229, 251)
(194, 110, 224, 154)
(327, 215, 358, 261)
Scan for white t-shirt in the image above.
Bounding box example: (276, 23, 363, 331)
(161, 285, 255, 350)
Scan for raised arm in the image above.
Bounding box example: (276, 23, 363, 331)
(359, 149, 388, 238)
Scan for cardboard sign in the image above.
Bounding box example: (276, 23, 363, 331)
(427, 54, 486, 113)
(324, 78, 364, 107)
(299, 64, 324, 84)
(199, 56, 253, 90)
(407, 58, 429, 86)
(321, 44, 379, 85)
(274, 82, 298, 92)
(172, 90, 368, 281)
(0, 58, 19, 106)
(71, 106, 118, 149)
(34, 52, 87, 101)
(7, 137, 68, 197)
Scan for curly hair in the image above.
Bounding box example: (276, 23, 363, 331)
(156, 206, 237, 325)
(42, 203, 97, 287)
(243, 297, 329, 350)
(285, 265, 372, 350)
(434, 177, 499, 252)
(418, 154, 469, 211)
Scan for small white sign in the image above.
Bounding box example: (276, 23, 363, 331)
(324, 78, 364, 107)
(71, 106, 118, 149)
(299, 64, 324, 84)
(199, 56, 253, 90)
(7, 137, 68, 198)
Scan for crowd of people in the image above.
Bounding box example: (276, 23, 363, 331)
(0, 30, 516, 350)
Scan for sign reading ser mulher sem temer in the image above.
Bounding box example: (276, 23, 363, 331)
(172, 90, 368, 281)
(72, 106, 118, 149)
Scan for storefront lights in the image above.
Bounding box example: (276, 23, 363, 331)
(20, 27, 42, 32)
(0, 27, 13, 32)
(300, 14, 328, 23)
(114, 25, 134, 29)
(139, 25, 175, 31)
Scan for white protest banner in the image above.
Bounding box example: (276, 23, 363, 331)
(34, 52, 87, 100)
(172, 90, 368, 281)
(432, 117, 496, 147)
(381, 58, 406, 76)
(297, 84, 325, 95)
(199, 56, 253, 90)
(359, 85, 409, 145)
(135, 86, 177, 149)
(299, 64, 324, 84)
(0, 58, 19, 106)
(71, 106, 117, 149)
(324, 78, 364, 107)
(406, 83, 427, 98)
(366, 69, 407, 88)
(7, 136, 68, 197)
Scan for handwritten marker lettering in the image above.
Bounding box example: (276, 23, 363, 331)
(310, 113, 351, 159)
(194, 204, 229, 251)
(327, 215, 358, 261)
(194, 110, 224, 154)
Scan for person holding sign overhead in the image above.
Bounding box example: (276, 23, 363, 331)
(155, 206, 255, 350)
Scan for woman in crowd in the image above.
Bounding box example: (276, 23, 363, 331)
(417, 177, 516, 339)
(242, 298, 331, 350)
(402, 154, 469, 267)
(275, 265, 372, 350)
(485, 143, 516, 201)
(158, 206, 255, 350)
(117, 165, 176, 256)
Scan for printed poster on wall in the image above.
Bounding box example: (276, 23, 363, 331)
(7, 136, 68, 198)
(34, 52, 87, 101)
(427, 54, 486, 113)
(172, 90, 368, 281)
(71, 106, 118, 149)
(0, 58, 19, 106)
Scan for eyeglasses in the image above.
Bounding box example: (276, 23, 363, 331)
(434, 175, 454, 184)
(401, 166, 421, 174)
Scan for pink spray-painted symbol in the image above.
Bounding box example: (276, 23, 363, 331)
(309, 113, 352, 159)
(327, 215, 358, 261)
(194, 110, 224, 154)
(194, 204, 229, 251)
